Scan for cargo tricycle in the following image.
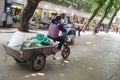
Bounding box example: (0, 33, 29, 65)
(2, 37, 70, 71)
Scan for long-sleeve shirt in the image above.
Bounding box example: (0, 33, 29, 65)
(48, 22, 66, 38)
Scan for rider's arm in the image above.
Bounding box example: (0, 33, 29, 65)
(59, 24, 66, 32)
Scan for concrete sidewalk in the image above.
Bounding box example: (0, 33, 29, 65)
(0, 28, 17, 33)
(0, 31, 120, 80)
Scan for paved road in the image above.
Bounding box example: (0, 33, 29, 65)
(0, 31, 120, 80)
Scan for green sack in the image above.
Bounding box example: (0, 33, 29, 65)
(29, 33, 50, 45)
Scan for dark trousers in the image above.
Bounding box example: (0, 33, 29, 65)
(48, 36, 65, 49)
(12, 18, 20, 23)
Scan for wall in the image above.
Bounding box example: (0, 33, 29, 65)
(12, 0, 27, 5)
(0, 0, 5, 26)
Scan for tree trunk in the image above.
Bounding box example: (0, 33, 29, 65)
(94, 0, 114, 33)
(97, 13, 106, 27)
(82, 6, 101, 32)
(19, 0, 42, 32)
(106, 9, 118, 33)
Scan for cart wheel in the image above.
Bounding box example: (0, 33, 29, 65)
(14, 58, 21, 63)
(32, 54, 46, 71)
(61, 46, 70, 59)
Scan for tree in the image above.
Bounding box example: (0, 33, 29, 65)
(75, 0, 93, 12)
(46, 0, 92, 13)
(82, 0, 108, 32)
(19, 0, 42, 32)
(106, 0, 120, 32)
(94, 0, 114, 33)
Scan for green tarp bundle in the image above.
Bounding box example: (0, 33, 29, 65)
(29, 33, 50, 45)
(23, 33, 50, 48)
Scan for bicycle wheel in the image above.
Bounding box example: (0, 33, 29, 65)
(61, 46, 70, 59)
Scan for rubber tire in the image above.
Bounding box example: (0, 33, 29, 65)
(61, 46, 70, 59)
(32, 54, 46, 71)
(14, 58, 21, 63)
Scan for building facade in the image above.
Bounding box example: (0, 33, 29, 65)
(0, 0, 93, 27)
